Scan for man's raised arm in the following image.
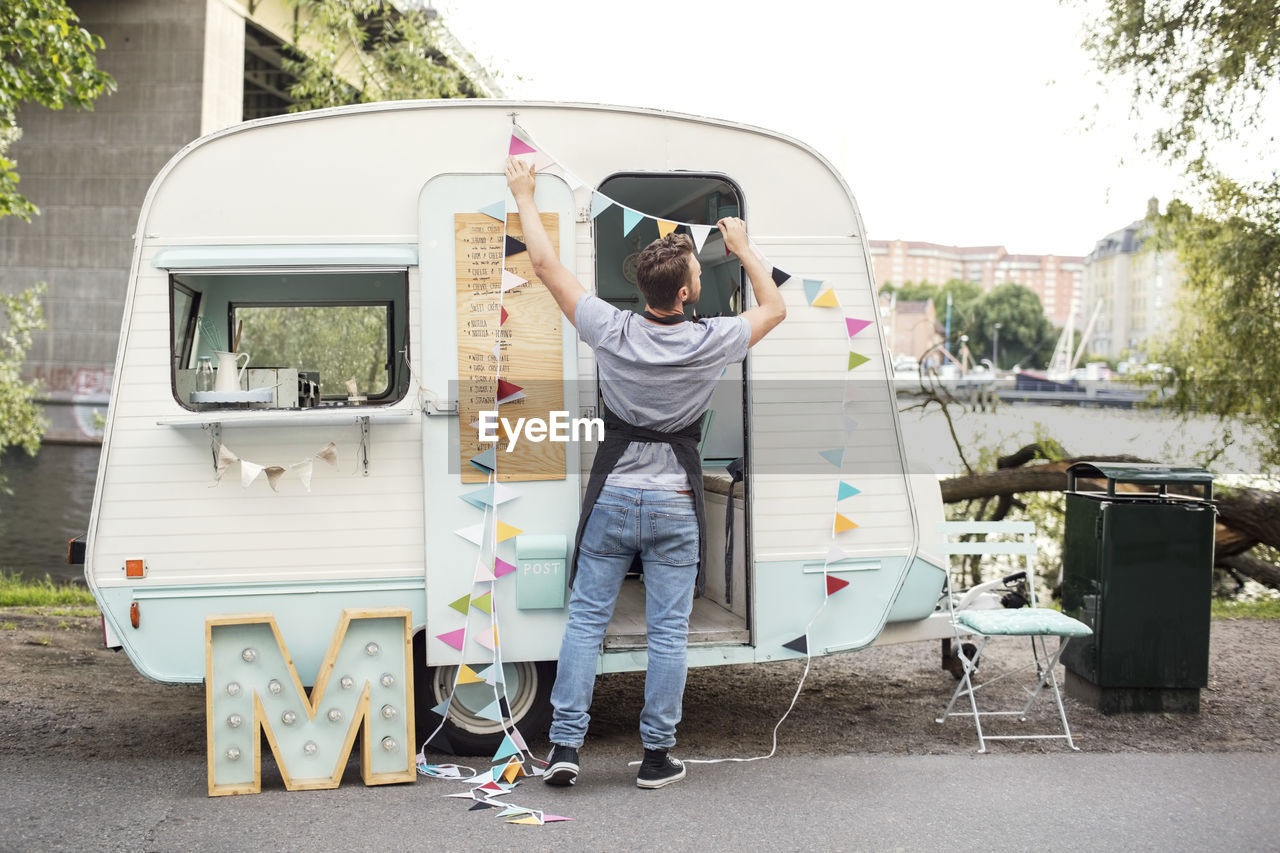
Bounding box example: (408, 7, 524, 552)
(505, 157, 588, 326)
(720, 218, 787, 347)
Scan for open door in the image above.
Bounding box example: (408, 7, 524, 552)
(592, 172, 751, 649)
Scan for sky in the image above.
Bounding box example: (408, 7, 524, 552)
(436, 0, 1273, 258)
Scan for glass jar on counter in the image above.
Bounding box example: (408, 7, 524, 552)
(195, 356, 215, 393)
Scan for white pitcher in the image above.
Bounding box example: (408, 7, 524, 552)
(213, 351, 250, 392)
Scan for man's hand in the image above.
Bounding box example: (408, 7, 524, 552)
(717, 216, 751, 258)
(721, 216, 787, 347)
(505, 157, 536, 202)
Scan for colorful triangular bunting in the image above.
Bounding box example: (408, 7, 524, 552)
(819, 448, 844, 469)
(474, 626, 498, 651)
(657, 219, 677, 238)
(473, 558, 497, 583)
(478, 199, 506, 222)
(471, 591, 493, 614)
(436, 628, 465, 651)
(590, 192, 614, 220)
(496, 805, 535, 818)
(496, 378, 523, 402)
(846, 317, 872, 338)
(826, 574, 851, 595)
(493, 733, 519, 762)
(834, 513, 858, 533)
(623, 208, 644, 236)
(803, 279, 823, 305)
(470, 447, 497, 472)
(475, 698, 504, 722)
(848, 352, 869, 370)
(457, 664, 484, 685)
(501, 269, 527, 293)
(825, 544, 847, 566)
(838, 481, 860, 501)
(500, 305, 509, 326)
(447, 594, 471, 615)
(690, 224, 713, 253)
(495, 521, 523, 542)
(812, 288, 839, 308)
(782, 635, 808, 654)
(494, 557, 517, 578)
(771, 266, 791, 286)
(504, 234, 527, 257)
(454, 523, 484, 546)
(430, 697, 450, 717)
(509, 135, 536, 156)
(460, 483, 520, 509)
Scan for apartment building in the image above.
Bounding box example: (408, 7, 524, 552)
(868, 239, 1084, 328)
(1080, 205, 1183, 359)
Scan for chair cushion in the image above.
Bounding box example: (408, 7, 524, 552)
(957, 607, 1093, 637)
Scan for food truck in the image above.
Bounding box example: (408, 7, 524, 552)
(83, 100, 959, 754)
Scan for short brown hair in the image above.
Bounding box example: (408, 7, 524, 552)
(636, 233, 695, 309)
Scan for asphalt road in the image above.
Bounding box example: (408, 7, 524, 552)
(3, 751, 1277, 851)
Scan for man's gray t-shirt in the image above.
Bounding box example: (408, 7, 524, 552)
(574, 293, 750, 489)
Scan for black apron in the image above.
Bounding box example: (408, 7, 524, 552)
(569, 309, 710, 597)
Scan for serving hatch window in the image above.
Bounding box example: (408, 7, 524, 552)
(168, 269, 409, 410)
(232, 302, 392, 398)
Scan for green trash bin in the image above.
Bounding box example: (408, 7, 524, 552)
(1060, 462, 1216, 713)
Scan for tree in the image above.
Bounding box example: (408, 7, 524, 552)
(281, 0, 480, 111)
(1081, 0, 1280, 465)
(0, 0, 115, 221)
(0, 284, 47, 465)
(1083, 0, 1280, 166)
(964, 282, 1054, 370)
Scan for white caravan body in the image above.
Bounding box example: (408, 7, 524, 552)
(85, 101, 952, 747)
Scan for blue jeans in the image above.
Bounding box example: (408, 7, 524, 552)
(549, 485, 699, 750)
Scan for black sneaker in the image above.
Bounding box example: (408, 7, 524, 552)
(543, 744, 580, 786)
(636, 748, 686, 789)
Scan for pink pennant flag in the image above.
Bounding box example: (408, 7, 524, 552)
(474, 626, 498, 651)
(509, 135, 536, 156)
(436, 628, 466, 651)
(494, 557, 517, 578)
(501, 269, 527, 293)
(846, 317, 872, 338)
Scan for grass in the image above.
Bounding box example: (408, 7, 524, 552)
(1211, 597, 1280, 620)
(0, 572, 96, 608)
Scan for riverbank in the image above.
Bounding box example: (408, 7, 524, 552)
(3, 609, 1277, 765)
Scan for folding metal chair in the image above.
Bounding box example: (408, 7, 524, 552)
(935, 521, 1093, 752)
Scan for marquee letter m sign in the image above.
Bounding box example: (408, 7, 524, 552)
(205, 608, 415, 796)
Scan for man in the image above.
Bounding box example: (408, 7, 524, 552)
(504, 157, 786, 789)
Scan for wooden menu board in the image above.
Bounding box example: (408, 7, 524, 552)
(455, 212, 565, 483)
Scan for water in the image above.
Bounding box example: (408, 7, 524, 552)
(0, 403, 1269, 586)
(0, 444, 100, 584)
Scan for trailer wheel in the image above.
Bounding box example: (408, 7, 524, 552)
(413, 635, 554, 756)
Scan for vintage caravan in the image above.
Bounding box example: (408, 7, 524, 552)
(84, 101, 955, 754)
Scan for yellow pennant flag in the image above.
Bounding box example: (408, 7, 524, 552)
(457, 664, 484, 685)
(812, 288, 839, 308)
(657, 219, 678, 238)
(496, 521, 523, 542)
(834, 513, 858, 533)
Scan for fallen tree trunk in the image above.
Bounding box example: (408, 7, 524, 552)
(939, 450, 1280, 591)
